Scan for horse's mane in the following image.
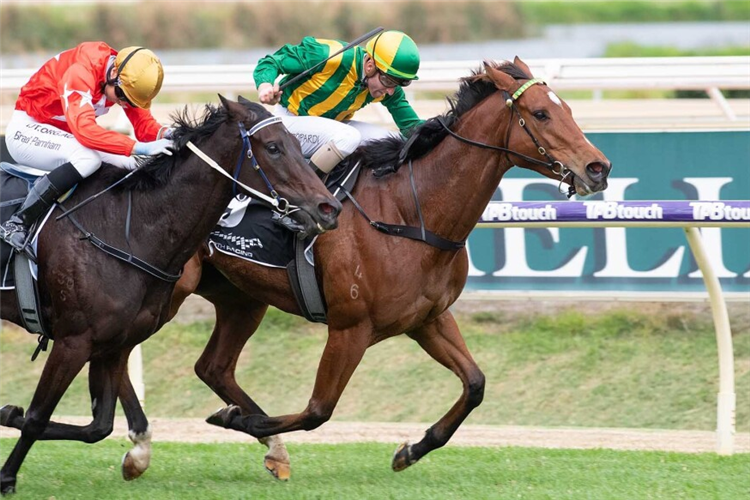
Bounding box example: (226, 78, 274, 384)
(358, 61, 531, 176)
(102, 100, 270, 191)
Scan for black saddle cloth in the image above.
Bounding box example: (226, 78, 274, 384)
(207, 159, 359, 268)
(208, 196, 295, 267)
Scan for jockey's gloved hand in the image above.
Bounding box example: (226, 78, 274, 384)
(133, 138, 174, 156)
(158, 126, 176, 140)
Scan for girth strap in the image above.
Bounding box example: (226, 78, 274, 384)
(340, 160, 465, 252)
(62, 198, 182, 283)
(287, 235, 327, 324)
(13, 250, 52, 360)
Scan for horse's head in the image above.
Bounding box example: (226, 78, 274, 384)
(484, 58, 611, 196)
(218, 94, 341, 234)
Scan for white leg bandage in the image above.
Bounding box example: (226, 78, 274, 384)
(309, 140, 346, 174)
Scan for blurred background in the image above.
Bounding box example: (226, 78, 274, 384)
(1, 0, 748, 62)
(1, 0, 749, 452)
(1, 0, 748, 94)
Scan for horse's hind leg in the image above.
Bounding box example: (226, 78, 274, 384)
(166, 251, 203, 322)
(199, 297, 290, 480)
(0, 339, 90, 494)
(393, 311, 485, 472)
(119, 369, 151, 481)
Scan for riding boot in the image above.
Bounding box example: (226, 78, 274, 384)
(1, 162, 81, 251)
(308, 161, 329, 182)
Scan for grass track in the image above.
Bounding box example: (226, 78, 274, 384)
(0, 439, 748, 500)
(2, 304, 747, 431)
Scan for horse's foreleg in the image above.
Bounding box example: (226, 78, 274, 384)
(119, 370, 151, 481)
(211, 327, 369, 439)
(393, 311, 485, 472)
(0, 339, 91, 494)
(1, 351, 128, 443)
(199, 297, 290, 480)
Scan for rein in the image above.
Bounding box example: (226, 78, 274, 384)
(438, 77, 575, 198)
(187, 116, 294, 214)
(54, 116, 289, 282)
(342, 75, 578, 252)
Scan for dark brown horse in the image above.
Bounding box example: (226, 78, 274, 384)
(0, 96, 341, 494)
(120, 59, 611, 479)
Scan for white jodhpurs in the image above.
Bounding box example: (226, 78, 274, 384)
(5, 110, 138, 177)
(273, 105, 399, 159)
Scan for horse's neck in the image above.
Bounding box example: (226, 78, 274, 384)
(414, 100, 513, 242)
(98, 149, 233, 274)
(158, 157, 233, 268)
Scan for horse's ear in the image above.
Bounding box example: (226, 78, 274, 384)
(237, 95, 253, 106)
(483, 61, 516, 91)
(513, 56, 534, 78)
(218, 94, 247, 122)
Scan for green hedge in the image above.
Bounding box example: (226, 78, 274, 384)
(519, 0, 749, 24)
(1, 1, 747, 54)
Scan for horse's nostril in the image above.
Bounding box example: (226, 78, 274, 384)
(319, 202, 338, 217)
(588, 163, 603, 174)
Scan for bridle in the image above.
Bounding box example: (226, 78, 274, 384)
(187, 116, 295, 215)
(437, 77, 576, 198)
(342, 75, 579, 252)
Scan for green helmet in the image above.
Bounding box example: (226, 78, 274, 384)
(365, 30, 420, 82)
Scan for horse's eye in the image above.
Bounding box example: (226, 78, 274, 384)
(533, 110, 549, 121)
(266, 143, 281, 155)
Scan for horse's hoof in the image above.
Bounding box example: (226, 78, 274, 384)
(0, 405, 23, 428)
(121, 451, 146, 481)
(205, 405, 240, 428)
(0, 474, 16, 496)
(392, 442, 414, 472)
(264, 456, 291, 481)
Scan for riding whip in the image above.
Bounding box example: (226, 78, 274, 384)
(278, 27, 384, 91)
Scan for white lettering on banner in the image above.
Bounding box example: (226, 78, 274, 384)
(584, 201, 663, 220)
(482, 203, 558, 222)
(473, 177, 744, 280)
(465, 240, 486, 277)
(592, 179, 685, 278)
(492, 179, 587, 278)
(690, 202, 750, 221)
(684, 178, 738, 279)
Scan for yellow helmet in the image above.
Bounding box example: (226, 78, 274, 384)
(114, 47, 164, 109)
(365, 31, 420, 82)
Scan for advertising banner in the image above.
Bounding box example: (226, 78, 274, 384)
(465, 130, 750, 294)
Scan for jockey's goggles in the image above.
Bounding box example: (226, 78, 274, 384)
(114, 85, 136, 107)
(377, 69, 412, 88)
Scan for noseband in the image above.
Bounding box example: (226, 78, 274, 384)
(187, 116, 295, 214)
(437, 77, 576, 198)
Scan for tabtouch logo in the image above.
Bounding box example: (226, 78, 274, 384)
(584, 202, 663, 220)
(482, 203, 557, 221)
(690, 202, 750, 221)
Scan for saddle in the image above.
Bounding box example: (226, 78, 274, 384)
(0, 162, 53, 344)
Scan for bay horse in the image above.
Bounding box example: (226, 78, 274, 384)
(119, 58, 611, 479)
(0, 95, 341, 494)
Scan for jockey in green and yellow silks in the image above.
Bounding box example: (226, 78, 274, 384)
(254, 30, 423, 175)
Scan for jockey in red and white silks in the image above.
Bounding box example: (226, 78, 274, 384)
(1, 41, 173, 253)
(7, 41, 171, 175)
